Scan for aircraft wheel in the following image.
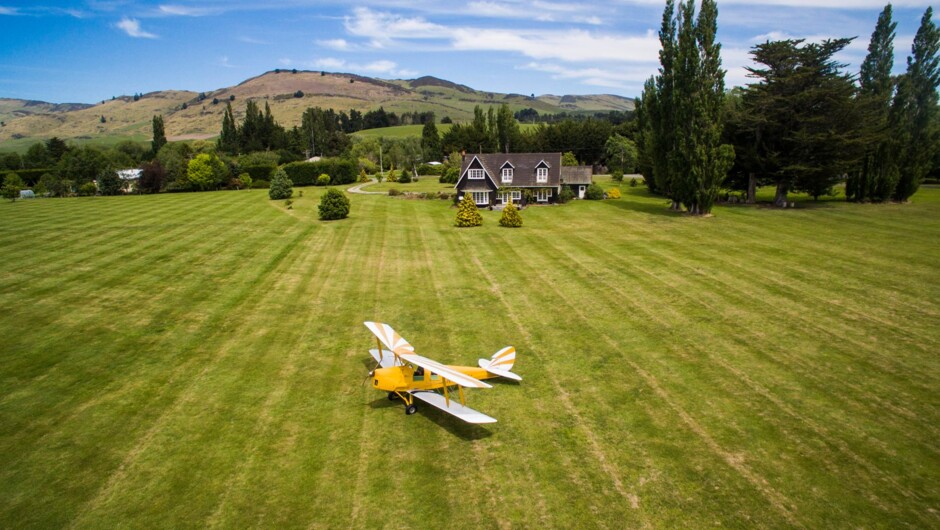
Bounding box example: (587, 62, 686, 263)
(388, 392, 399, 401)
(405, 404, 417, 415)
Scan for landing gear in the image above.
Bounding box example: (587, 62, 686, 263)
(388, 392, 399, 401)
(405, 404, 417, 415)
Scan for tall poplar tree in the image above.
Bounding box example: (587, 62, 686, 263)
(151, 115, 166, 156)
(421, 118, 441, 161)
(651, 0, 678, 208)
(893, 7, 940, 202)
(849, 4, 898, 202)
(218, 102, 238, 155)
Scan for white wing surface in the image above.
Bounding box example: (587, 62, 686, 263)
(410, 391, 497, 424)
(363, 322, 415, 356)
(398, 353, 492, 389)
(369, 348, 397, 368)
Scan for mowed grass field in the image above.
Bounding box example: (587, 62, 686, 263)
(1, 182, 938, 528)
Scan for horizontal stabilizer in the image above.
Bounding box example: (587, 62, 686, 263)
(478, 364, 522, 381)
(411, 391, 497, 424)
(369, 348, 396, 368)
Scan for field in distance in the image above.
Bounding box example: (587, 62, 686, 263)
(0, 182, 937, 527)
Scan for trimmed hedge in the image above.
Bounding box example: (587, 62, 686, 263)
(282, 159, 356, 186)
(240, 164, 276, 182)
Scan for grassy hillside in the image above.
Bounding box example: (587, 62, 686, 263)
(3, 183, 935, 527)
(351, 122, 541, 140)
(0, 72, 634, 151)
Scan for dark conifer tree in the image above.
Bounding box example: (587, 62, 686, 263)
(151, 115, 167, 156)
(218, 102, 239, 155)
(893, 7, 940, 202)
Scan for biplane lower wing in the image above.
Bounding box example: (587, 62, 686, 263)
(410, 391, 497, 424)
(368, 348, 397, 368)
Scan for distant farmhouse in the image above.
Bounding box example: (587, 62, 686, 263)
(455, 152, 593, 207)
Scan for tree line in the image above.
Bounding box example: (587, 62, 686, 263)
(636, 1, 939, 213)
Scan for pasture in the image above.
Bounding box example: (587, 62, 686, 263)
(0, 183, 938, 528)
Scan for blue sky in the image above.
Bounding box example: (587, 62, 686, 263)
(0, 1, 935, 104)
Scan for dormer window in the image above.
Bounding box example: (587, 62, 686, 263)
(536, 167, 548, 183)
(469, 169, 484, 179)
(501, 168, 513, 183)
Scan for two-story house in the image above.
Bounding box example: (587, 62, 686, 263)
(455, 152, 593, 206)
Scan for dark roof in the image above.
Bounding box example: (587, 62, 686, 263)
(459, 153, 562, 188)
(560, 166, 593, 185)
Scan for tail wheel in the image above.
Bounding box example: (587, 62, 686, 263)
(405, 404, 417, 415)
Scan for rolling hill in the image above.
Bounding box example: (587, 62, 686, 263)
(0, 71, 634, 150)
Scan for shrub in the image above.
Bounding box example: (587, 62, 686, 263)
(317, 173, 331, 186)
(397, 169, 411, 184)
(239, 164, 275, 182)
(499, 202, 523, 227)
(630, 178, 638, 188)
(388, 188, 402, 196)
(79, 181, 97, 196)
(611, 170, 624, 183)
(385, 167, 397, 183)
(318, 188, 350, 220)
(238, 172, 253, 189)
(558, 186, 575, 204)
(607, 187, 621, 199)
(97, 169, 123, 196)
(584, 183, 604, 200)
(251, 179, 270, 189)
(358, 169, 369, 182)
(438, 191, 451, 200)
(439, 167, 459, 184)
(455, 193, 482, 227)
(1, 172, 24, 202)
(268, 169, 293, 200)
(417, 164, 440, 176)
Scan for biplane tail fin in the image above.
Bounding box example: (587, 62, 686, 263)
(478, 346, 522, 381)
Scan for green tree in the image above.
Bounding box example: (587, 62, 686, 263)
(605, 134, 638, 173)
(268, 168, 293, 199)
(496, 103, 520, 153)
(455, 193, 483, 227)
(562, 152, 579, 166)
(45, 137, 69, 163)
(318, 188, 350, 220)
(186, 153, 227, 191)
(653, 0, 679, 208)
(499, 201, 522, 227)
(151, 115, 167, 156)
(741, 38, 864, 205)
(635, 78, 657, 192)
(893, 7, 940, 202)
(23, 142, 52, 169)
(56, 147, 112, 185)
(1, 172, 24, 202)
(97, 169, 123, 196)
(421, 117, 442, 161)
(139, 160, 165, 193)
(219, 102, 239, 155)
(317, 173, 331, 186)
(848, 4, 898, 202)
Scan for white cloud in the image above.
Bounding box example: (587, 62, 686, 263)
(451, 28, 660, 63)
(313, 57, 347, 69)
(239, 36, 268, 45)
(522, 61, 652, 89)
(344, 7, 449, 42)
(158, 5, 214, 16)
(278, 58, 292, 65)
(309, 56, 417, 77)
(0, 6, 19, 15)
(318, 38, 350, 50)
(116, 17, 157, 39)
(220, 56, 238, 68)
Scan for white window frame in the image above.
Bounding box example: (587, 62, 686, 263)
(498, 190, 521, 204)
(536, 188, 552, 202)
(468, 169, 485, 180)
(471, 191, 489, 205)
(501, 168, 513, 183)
(536, 167, 548, 183)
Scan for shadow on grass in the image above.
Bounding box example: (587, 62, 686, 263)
(366, 396, 494, 440)
(599, 193, 684, 217)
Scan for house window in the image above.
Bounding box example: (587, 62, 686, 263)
(536, 167, 548, 183)
(536, 189, 551, 202)
(501, 168, 513, 183)
(498, 190, 521, 204)
(469, 169, 484, 179)
(471, 191, 489, 205)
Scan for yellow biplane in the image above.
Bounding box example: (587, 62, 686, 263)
(364, 322, 521, 424)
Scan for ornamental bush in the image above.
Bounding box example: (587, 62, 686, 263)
(499, 202, 522, 227)
(584, 183, 604, 200)
(607, 187, 621, 199)
(318, 188, 350, 220)
(1, 172, 24, 202)
(455, 193, 482, 227)
(317, 173, 331, 186)
(268, 168, 293, 200)
(558, 185, 575, 204)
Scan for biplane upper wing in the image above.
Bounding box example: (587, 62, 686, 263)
(398, 352, 492, 389)
(363, 322, 415, 356)
(410, 391, 497, 424)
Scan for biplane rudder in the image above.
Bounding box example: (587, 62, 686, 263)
(478, 346, 522, 381)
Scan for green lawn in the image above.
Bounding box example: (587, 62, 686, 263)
(1, 184, 938, 528)
(361, 177, 454, 193)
